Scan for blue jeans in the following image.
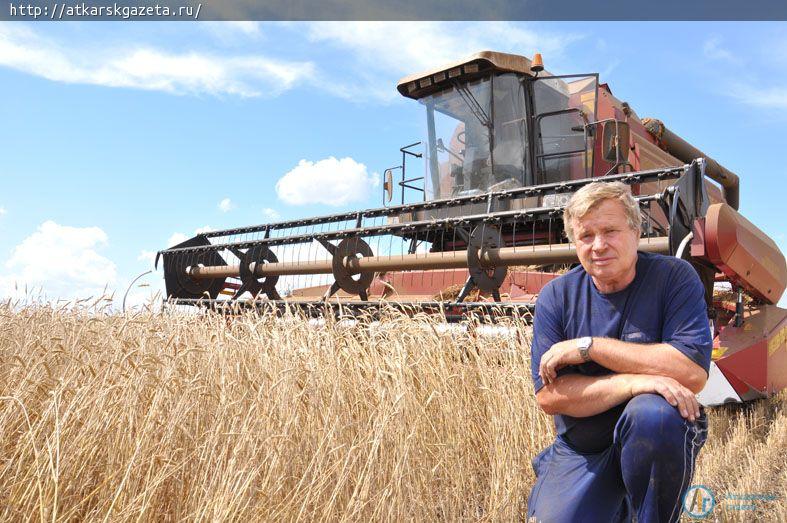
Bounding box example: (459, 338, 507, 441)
(527, 394, 708, 523)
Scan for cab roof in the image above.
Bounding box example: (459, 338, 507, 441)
(396, 51, 549, 100)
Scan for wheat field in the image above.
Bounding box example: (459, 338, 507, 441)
(0, 302, 784, 521)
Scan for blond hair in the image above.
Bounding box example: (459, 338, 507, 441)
(563, 181, 642, 242)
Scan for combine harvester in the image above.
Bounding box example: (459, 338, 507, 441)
(157, 51, 786, 405)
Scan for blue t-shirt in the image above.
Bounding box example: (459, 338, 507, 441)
(530, 251, 712, 453)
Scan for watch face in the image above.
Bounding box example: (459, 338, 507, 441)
(578, 337, 592, 362)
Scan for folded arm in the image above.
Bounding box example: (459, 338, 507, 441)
(536, 371, 702, 421)
(539, 337, 708, 393)
(589, 338, 707, 392)
(536, 373, 634, 417)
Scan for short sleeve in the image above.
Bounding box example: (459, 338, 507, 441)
(531, 282, 567, 392)
(661, 260, 713, 374)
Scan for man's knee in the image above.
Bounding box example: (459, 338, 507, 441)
(618, 394, 688, 453)
(625, 393, 685, 427)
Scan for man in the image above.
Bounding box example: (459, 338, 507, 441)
(527, 181, 712, 523)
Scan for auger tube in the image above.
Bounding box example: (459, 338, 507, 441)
(187, 237, 669, 280)
(642, 118, 740, 210)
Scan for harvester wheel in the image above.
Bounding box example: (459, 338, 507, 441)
(170, 251, 225, 299)
(332, 237, 374, 298)
(467, 225, 507, 292)
(161, 235, 227, 300)
(237, 245, 281, 300)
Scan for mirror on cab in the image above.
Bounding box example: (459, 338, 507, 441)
(602, 120, 630, 163)
(383, 169, 394, 204)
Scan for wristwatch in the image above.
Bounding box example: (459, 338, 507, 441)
(577, 336, 593, 362)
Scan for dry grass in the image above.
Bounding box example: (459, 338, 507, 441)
(0, 302, 783, 521)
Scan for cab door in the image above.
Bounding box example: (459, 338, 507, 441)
(530, 74, 598, 185)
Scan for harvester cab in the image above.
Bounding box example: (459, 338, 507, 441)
(399, 52, 596, 196)
(157, 51, 787, 405)
(396, 52, 638, 201)
(389, 52, 654, 241)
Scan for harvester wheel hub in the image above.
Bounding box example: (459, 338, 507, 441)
(467, 225, 507, 292)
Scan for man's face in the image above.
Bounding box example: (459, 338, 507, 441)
(571, 199, 640, 290)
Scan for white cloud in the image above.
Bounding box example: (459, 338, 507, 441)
(0, 206, 6, 216)
(306, 22, 570, 75)
(218, 198, 234, 212)
(262, 207, 281, 220)
(727, 83, 787, 110)
(0, 221, 117, 302)
(702, 37, 739, 64)
(195, 225, 214, 234)
(0, 23, 314, 98)
(700, 36, 786, 111)
(275, 156, 379, 206)
(303, 22, 579, 102)
(0, 22, 577, 104)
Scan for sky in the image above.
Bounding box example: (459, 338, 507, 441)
(0, 21, 785, 308)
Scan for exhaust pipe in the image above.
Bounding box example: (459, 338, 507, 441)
(643, 118, 740, 210)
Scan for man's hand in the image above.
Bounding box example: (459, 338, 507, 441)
(627, 374, 701, 422)
(539, 339, 585, 386)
